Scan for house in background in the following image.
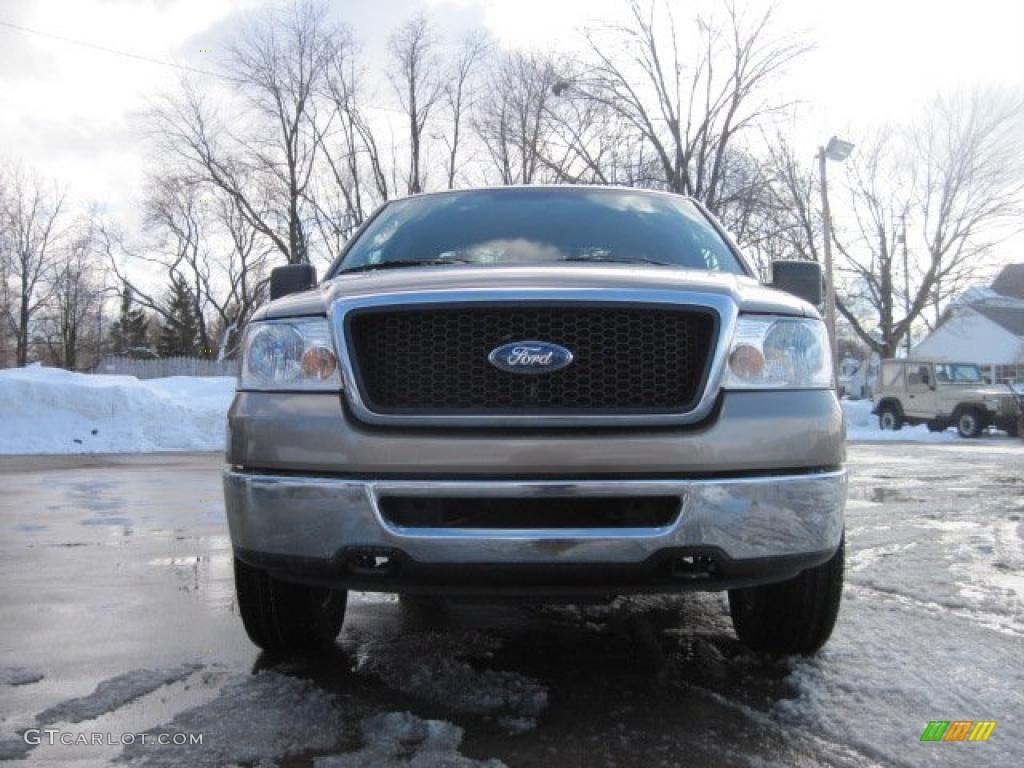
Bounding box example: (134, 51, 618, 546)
(911, 264, 1024, 385)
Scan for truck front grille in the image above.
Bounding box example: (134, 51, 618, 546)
(345, 304, 717, 416)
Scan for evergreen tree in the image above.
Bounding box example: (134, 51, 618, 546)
(108, 285, 150, 356)
(157, 277, 200, 357)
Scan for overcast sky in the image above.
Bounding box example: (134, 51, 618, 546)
(1, 0, 1022, 264)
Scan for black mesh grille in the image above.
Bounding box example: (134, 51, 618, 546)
(346, 304, 717, 415)
(379, 496, 681, 529)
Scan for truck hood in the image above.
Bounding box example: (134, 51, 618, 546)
(255, 263, 817, 320)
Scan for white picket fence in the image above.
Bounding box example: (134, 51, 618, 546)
(95, 355, 240, 379)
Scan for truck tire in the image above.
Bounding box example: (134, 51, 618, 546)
(728, 537, 844, 655)
(878, 405, 903, 431)
(955, 408, 985, 439)
(234, 556, 347, 653)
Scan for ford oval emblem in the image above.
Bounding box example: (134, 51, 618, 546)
(488, 340, 574, 374)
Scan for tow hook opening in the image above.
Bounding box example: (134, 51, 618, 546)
(667, 553, 720, 580)
(345, 548, 400, 576)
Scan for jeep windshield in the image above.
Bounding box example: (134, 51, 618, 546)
(935, 363, 984, 384)
(332, 188, 746, 276)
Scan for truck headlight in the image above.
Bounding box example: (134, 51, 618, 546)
(722, 316, 832, 390)
(240, 319, 341, 391)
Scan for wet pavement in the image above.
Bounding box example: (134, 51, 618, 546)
(0, 444, 1022, 767)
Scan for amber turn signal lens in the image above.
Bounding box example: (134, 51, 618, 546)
(301, 346, 338, 379)
(728, 344, 764, 380)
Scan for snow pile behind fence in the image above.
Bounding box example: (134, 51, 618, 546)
(0, 365, 236, 454)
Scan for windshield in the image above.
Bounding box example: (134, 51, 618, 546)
(334, 188, 746, 275)
(935, 363, 984, 384)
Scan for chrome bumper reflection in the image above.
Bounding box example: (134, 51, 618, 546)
(224, 469, 846, 565)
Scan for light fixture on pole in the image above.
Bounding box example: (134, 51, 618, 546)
(818, 136, 853, 375)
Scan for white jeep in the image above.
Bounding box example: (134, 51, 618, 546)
(873, 359, 1021, 438)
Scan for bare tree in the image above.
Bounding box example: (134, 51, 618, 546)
(576, 0, 808, 215)
(206, 194, 272, 359)
(0, 168, 69, 366)
(438, 31, 490, 189)
(312, 30, 391, 260)
(151, 0, 335, 265)
(476, 51, 565, 185)
(107, 177, 270, 360)
(766, 90, 1024, 357)
(389, 14, 444, 195)
(36, 225, 110, 370)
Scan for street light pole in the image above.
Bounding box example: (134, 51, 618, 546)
(818, 146, 838, 374)
(817, 136, 854, 377)
(902, 211, 911, 357)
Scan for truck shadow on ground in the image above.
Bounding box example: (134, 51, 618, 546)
(250, 592, 809, 767)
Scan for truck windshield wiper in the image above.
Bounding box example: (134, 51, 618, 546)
(339, 258, 475, 274)
(560, 256, 676, 267)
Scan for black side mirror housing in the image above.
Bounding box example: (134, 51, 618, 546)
(270, 264, 317, 300)
(771, 260, 823, 306)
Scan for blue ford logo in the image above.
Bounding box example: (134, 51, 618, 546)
(488, 341, 574, 374)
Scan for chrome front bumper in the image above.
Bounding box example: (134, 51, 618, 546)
(223, 469, 846, 571)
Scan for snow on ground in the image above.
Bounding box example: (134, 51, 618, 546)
(315, 712, 506, 768)
(0, 667, 44, 686)
(354, 631, 548, 731)
(0, 366, 235, 454)
(35, 664, 202, 726)
(842, 398, 958, 442)
(118, 671, 347, 767)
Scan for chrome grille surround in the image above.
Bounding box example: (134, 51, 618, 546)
(329, 288, 738, 427)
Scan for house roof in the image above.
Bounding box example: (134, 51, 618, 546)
(991, 263, 1024, 299)
(973, 304, 1024, 337)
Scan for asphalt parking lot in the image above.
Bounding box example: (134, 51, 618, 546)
(1, 441, 1022, 767)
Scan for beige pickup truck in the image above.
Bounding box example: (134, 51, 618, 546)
(873, 359, 1021, 438)
(223, 186, 847, 656)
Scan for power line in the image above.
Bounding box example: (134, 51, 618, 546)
(0, 17, 408, 116)
(0, 18, 227, 80)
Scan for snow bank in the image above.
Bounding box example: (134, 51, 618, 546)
(0, 366, 236, 454)
(841, 399, 957, 443)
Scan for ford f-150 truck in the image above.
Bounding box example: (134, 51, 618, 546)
(223, 186, 846, 655)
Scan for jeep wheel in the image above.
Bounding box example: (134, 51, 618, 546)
(956, 409, 985, 439)
(234, 556, 347, 653)
(728, 537, 844, 655)
(878, 406, 903, 431)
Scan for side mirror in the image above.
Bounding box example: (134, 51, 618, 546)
(270, 264, 317, 300)
(771, 260, 823, 306)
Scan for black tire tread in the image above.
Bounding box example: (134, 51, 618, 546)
(234, 556, 346, 653)
(728, 537, 844, 654)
